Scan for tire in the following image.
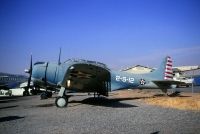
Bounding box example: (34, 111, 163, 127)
(23, 91, 29, 96)
(55, 96, 68, 108)
(46, 92, 52, 98)
(31, 90, 37, 95)
(40, 92, 48, 100)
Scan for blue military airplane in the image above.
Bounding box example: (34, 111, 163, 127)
(25, 52, 181, 108)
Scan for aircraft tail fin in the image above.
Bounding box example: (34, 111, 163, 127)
(150, 56, 173, 80)
(164, 56, 173, 80)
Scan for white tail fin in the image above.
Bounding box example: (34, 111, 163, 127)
(164, 56, 173, 80)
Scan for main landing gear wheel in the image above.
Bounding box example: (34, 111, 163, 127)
(40, 92, 48, 99)
(30, 89, 37, 95)
(23, 90, 29, 96)
(46, 92, 52, 98)
(55, 96, 68, 108)
(40, 92, 53, 100)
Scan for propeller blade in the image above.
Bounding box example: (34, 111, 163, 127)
(27, 55, 33, 88)
(58, 47, 61, 65)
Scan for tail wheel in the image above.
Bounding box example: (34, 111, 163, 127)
(55, 96, 68, 108)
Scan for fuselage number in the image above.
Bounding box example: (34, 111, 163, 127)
(116, 75, 135, 83)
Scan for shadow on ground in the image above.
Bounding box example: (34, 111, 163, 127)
(34, 96, 142, 108)
(0, 105, 18, 110)
(70, 97, 140, 108)
(34, 103, 55, 107)
(153, 93, 191, 98)
(150, 131, 160, 134)
(0, 99, 17, 103)
(0, 116, 25, 123)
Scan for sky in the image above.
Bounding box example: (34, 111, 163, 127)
(0, 0, 200, 74)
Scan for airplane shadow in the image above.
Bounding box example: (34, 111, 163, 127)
(0, 105, 18, 110)
(0, 99, 17, 103)
(35, 96, 153, 108)
(0, 96, 22, 100)
(0, 116, 25, 123)
(153, 93, 191, 98)
(0, 96, 24, 103)
(70, 97, 139, 108)
(150, 131, 160, 134)
(35, 103, 54, 107)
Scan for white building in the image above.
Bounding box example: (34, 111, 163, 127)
(121, 65, 154, 74)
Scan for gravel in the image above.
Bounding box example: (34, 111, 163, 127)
(0, 93, 200, 134)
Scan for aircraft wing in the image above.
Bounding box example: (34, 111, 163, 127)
(0, 82, 21, 90)
(152, 80, 185, 89)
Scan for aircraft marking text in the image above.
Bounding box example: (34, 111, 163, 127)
(115, 75, 135, 83)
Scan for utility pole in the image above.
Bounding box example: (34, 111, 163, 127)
(192, 70, 194, 95)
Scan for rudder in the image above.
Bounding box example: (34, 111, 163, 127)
(164, 56, 173, 80)
(149, 56, 173, 80)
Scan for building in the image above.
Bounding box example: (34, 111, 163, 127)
(121, 65, 154, 74)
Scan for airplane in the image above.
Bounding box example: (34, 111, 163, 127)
(0, 72, 28, 93)
(0, 72, 40, 96)
(24, 51, 182, 108)
(173, 66, 200, 87)
(0, 72, 44, 96)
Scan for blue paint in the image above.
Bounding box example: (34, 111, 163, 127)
(194, 76, 200, 86)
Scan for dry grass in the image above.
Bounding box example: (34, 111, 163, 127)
(144, 93, 200, 111)
(113, 89, 200, 111)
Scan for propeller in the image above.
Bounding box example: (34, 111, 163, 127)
(27, 55, 33, 88)
(58, 47, 61, 65)
(24, 55, 33, 95)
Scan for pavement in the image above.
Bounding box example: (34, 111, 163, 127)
(0, 91, 200, 134)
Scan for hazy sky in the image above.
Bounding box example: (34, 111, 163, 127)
(0, 0, 200, 74)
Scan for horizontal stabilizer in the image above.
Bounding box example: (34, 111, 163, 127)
(153, 80, 185, 89)
(153, 80, 185, 85)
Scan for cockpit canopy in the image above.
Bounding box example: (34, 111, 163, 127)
(34, 62, 46, 66)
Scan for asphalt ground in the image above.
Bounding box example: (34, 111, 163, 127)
(0, 90, 200, 134)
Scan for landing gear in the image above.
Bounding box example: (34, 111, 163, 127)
(30, 87, 41, 95)
(47, 92, 52, 98)
(167, 91, 180, 97)
(55, 87, 69, 108)
(23, 90, 29, 96)
(161, 88, 181, 97)
(40, 92, 48, 99)
(55, 96, 68, 108)
(93, 92, 101, 98)
(40, 91, 53, 100)
(30, 89, 37, 95)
